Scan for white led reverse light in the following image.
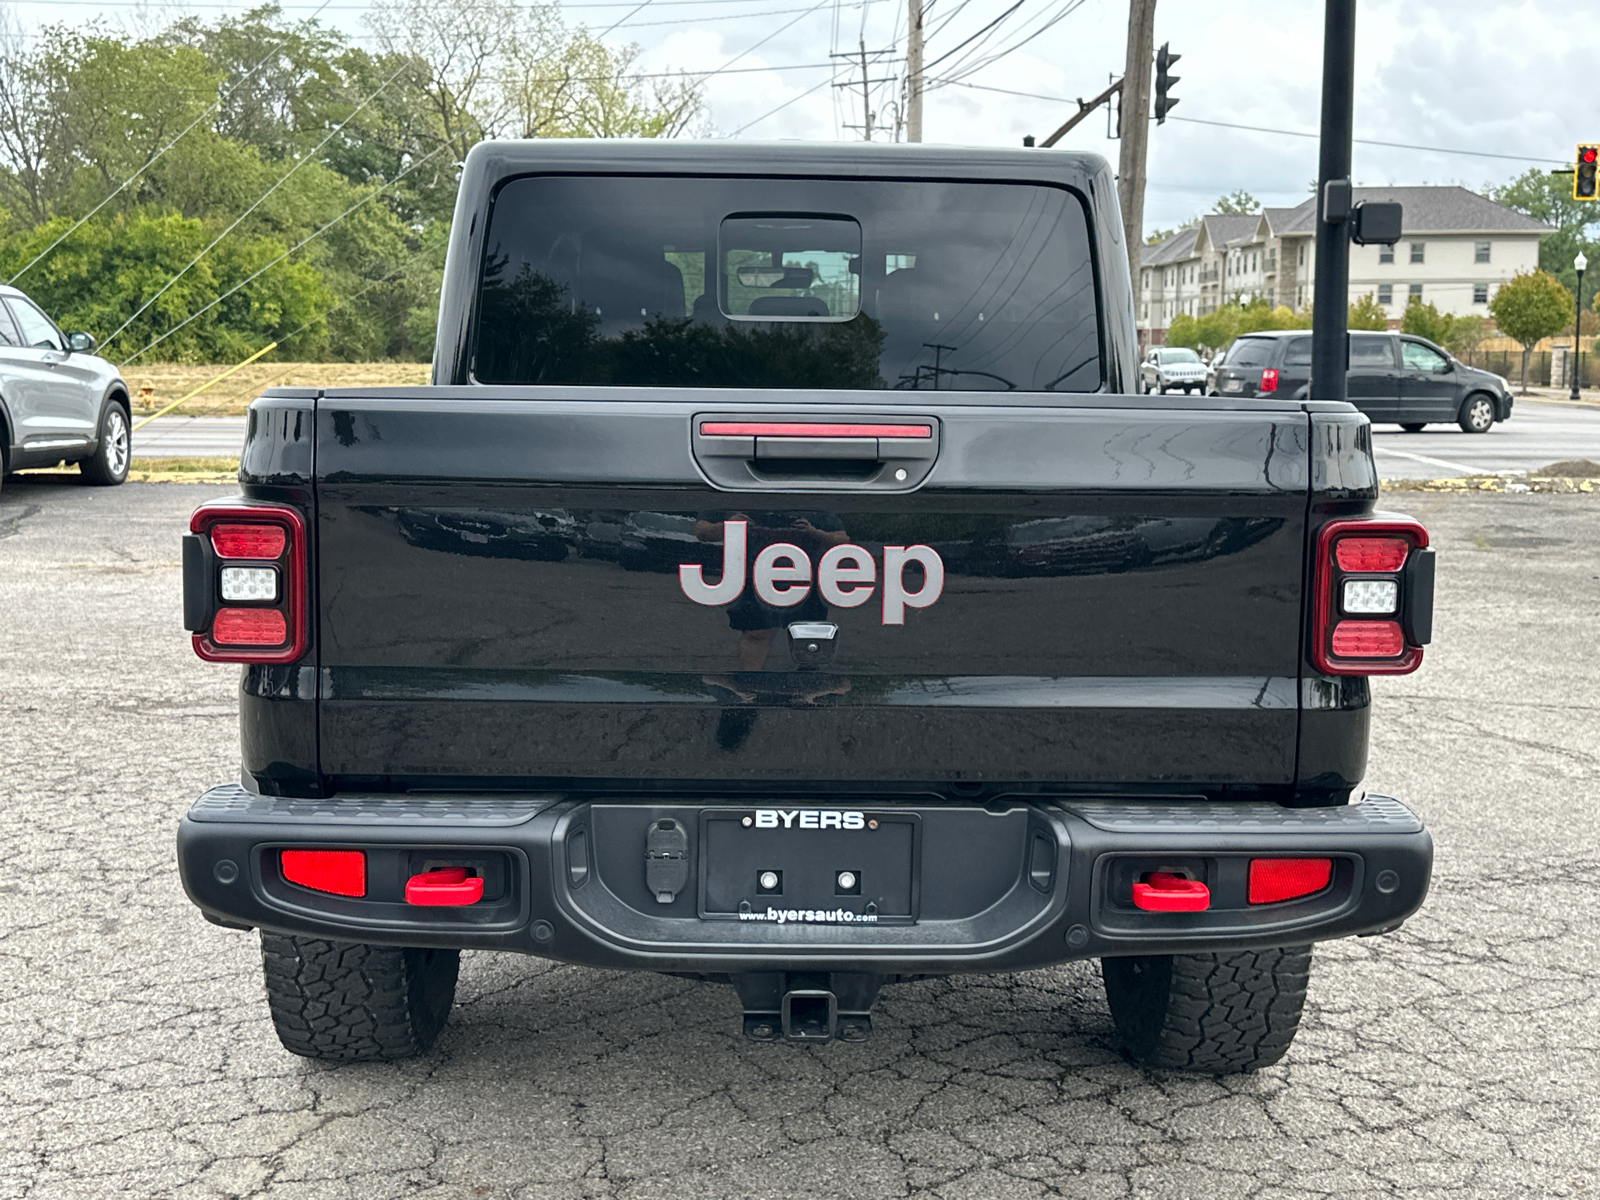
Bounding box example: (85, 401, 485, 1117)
(220, 566, 279, 602)
(1343, 578, 1398, 614)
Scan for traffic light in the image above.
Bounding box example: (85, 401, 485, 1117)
(1155, 43, 1180, 124)
(1577, 145, 1599, 201)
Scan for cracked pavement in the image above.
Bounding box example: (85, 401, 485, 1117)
(2, 475, 1596, 1199)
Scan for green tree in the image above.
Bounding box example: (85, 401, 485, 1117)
(1166, 311, 1199, 348)
(1489, 270, 1573, 392)
(1400, 296, 1453, 345)
(1348, 293, 1389, 331)
(1443, 313, 1489, 361)
(1214, 189, 1260, 215)
(1487, 168, 1600, 294)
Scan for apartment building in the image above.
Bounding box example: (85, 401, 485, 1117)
(1138, 186, 1552, 345)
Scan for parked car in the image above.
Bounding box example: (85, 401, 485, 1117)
(0, 285, 130, 488)
(1211, 328, 1513, 433)
(1139, 345, 1208, 394)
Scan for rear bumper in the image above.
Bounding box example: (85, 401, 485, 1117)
(177, 787, 1432, 974)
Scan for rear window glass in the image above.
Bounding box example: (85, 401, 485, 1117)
(473, 175, 1101, 392)
(1227, 338, 1275, 368)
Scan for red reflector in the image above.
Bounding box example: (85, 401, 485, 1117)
(281, 849, 366, 897)
(1259, 367, 1279, 393)
(700, 422, 932, 439)
(1249, 858, 1333, 905)
(1335, 536, 1409, 572)
(405, 867, 485, 907)
(211, 523, 287, 559)
(1330, 619, 1404, 657)
(212, 607, 287, 646)
(1131, 871, 1211, 912)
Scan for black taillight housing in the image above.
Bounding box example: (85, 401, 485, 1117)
(184, 501, 307, 664)
(1312, 516, 1432, 676)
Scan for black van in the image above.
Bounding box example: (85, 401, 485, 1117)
(1210, 329, 1514, 432)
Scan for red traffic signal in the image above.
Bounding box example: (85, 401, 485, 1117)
(1578, 144, 1599, 201)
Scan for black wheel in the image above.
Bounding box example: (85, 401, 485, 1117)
(1101, 946, 1312, 1073)
(1457, 393, 1495, 434)
(79, 401, 130, 485)
(261, 934, 460, 1062)
(1400, 422, 1426, 433)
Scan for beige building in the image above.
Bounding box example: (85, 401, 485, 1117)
(1138, 186, 1552, 345)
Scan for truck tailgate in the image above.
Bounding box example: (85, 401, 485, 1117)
(314, 392, 1310, 790)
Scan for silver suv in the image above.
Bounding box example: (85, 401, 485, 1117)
(1139, 346, 1208, 394)
(0, 285, 130, 489)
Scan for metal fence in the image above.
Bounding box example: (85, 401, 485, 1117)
(1462, 348, 1598, 389)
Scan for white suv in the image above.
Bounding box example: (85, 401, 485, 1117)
(0, 285, 130, 489)
(1139, 346, 1209, 395)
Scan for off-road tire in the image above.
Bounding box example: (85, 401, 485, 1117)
(1101, 946, 1312, 1074)
(79, 401, 130, 485)
(1457, 393, 1496, 434)
(261, 934, 459, 1062)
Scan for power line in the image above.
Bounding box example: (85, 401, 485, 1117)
(932, 0, 1087, 86)
(692, 0, 834, 82)
(935, 79, 1571, 166)
(8, 0, 337, 285)
(595, 0, 656, 38)
(730, 75, 833, 135)
(101, 58, 410, 351)
(919, 0, 1025, 73)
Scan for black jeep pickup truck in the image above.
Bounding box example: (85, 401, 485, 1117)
(178, 141, 1435, 1074)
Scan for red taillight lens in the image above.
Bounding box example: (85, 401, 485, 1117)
(212, 607, 287, 646)
(210, 523, 286, 559)
(1259, 367, 1279, 393)
(1313, 518, 1429, 676)
(281, 849, 366, 897)
(1335, 536, 1409, 572)
(1248, 858, 1332, 905)
(190, 503, 306, 664)
(1330, 620, 1404, 657)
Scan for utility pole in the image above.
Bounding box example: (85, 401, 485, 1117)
(906, 0, 924, 142)
(1310, 0, 1356, 403)
(859, 39, 874, 141)
(1117, 0, 1157, 287)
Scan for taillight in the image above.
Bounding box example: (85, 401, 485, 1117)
(185, 502, 307, 664)
(1312, 517, 1432, 675)
(1259, 367, 1279, 393)
(211, 523, 286, 559)
(281, 849, 366, 897)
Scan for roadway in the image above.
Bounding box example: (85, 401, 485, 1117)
(2, 477, 1595, 1198)
(130, 398, 1600, 479)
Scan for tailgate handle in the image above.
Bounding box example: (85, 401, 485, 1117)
(693, 416, 940, 491)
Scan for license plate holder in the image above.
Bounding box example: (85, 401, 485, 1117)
(698, 809, 920, 925)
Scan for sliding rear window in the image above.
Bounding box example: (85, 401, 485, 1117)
(473, 175, 1101, 392)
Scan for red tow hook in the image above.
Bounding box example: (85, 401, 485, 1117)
(1131, 871, 1211, 912)
(405, 867, 484, 907)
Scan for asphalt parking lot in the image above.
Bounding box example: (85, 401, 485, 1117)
(2, 477, 1597, 1200)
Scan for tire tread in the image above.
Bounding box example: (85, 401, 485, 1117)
(261, 934, 459, 1062)
(1102, 947, 1311, 1073)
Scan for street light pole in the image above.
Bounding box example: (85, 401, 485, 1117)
(1573, 251, 1589, 402)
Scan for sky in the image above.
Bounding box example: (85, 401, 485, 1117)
(7, 0, 1597, 236)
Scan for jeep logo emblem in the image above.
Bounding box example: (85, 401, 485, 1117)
(679, 520, 943, 625)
